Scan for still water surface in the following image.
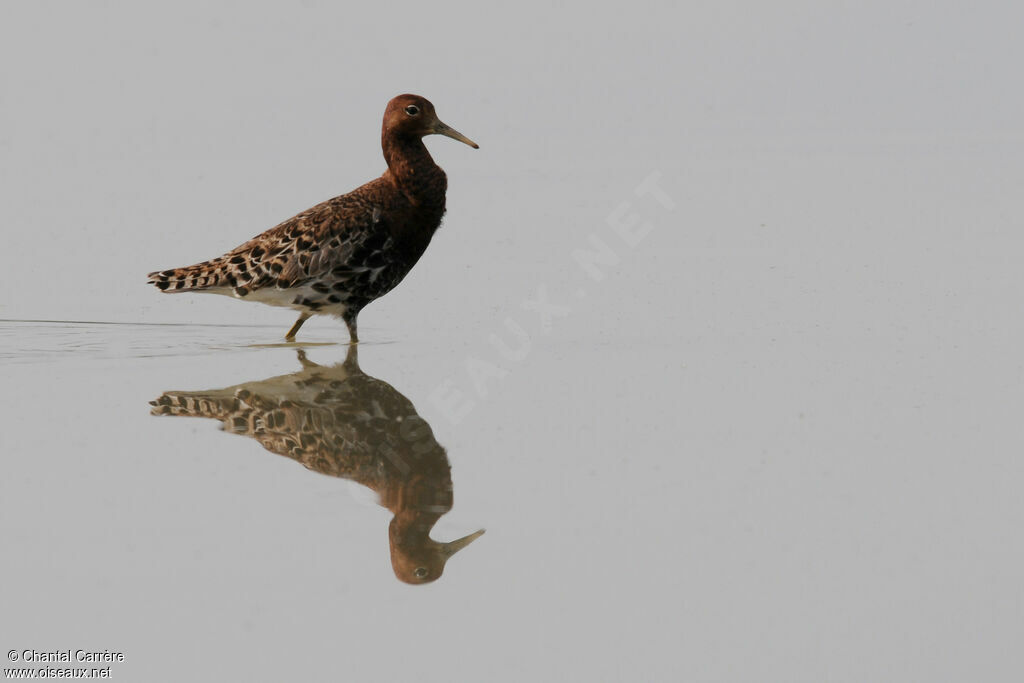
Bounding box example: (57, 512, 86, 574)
(2, 310, 1021, 681)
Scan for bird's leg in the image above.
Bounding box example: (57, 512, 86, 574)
(343, 312, 359, 344)
(285, 312, 312, 341)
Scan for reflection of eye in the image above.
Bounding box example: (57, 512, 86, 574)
(405, 105, 420, 116)
(414, 567, 429, 578)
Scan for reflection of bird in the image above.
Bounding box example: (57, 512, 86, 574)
(150, 347, 483, 584)
(147, 94, 479, 343)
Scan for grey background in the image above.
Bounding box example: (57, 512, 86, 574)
(2, 1, 1023, 681)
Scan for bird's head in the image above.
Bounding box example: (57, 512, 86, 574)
(382, 94, 479, 149)
(389, 518, 485, 584)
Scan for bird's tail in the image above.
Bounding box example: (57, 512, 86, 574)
(147, 256, 231, 293)
(150, 390, 309, 457)
(150, 389, 243, 425)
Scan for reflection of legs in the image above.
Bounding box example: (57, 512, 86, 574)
(296, 349, 318, 369)
(342, 342, 359, 370)
(285, 312, 312, 341)
(343, 312, 359, 344)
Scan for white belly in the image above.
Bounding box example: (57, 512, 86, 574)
(205, 285, 348, 317)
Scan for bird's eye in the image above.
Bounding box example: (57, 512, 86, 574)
(414, 567, 429, 578)
(404, 105, 420, 116)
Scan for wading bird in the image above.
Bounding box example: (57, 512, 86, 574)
(148, 94, 478, 342)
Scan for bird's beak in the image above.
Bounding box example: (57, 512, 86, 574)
(432, 120, 479, 149)
(441, 528, 485, 557)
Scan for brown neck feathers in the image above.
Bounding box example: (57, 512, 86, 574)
(381, 132, 448, 207)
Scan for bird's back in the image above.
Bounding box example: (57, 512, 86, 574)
(148, 174, 444, 317)
(149, 179, 379, 291)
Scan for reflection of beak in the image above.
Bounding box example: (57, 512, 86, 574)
(441, 528, 485, 557)
(433, 120, 480, 149)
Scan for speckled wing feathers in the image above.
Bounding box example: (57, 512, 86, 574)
(146, 182, 407, 316)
